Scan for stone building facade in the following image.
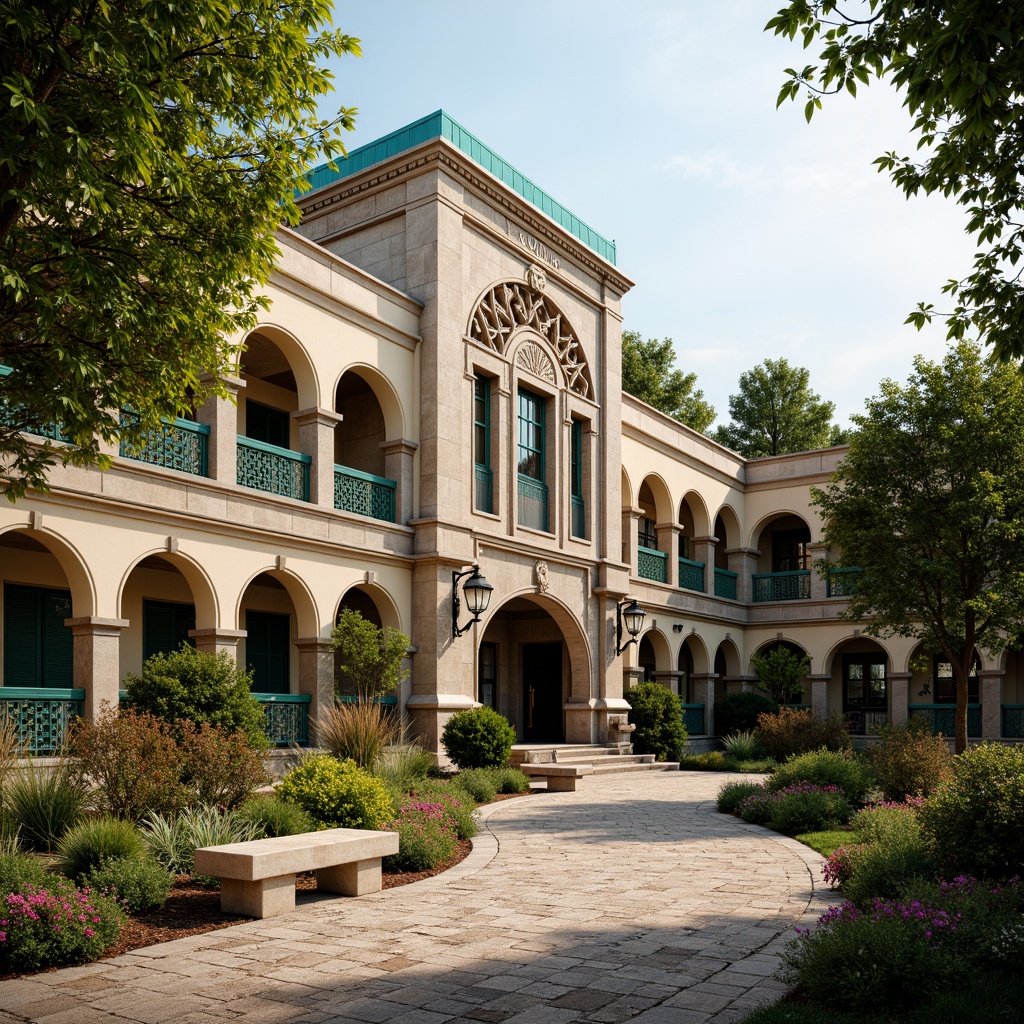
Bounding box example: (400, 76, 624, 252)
(2, 110, 1022, 754)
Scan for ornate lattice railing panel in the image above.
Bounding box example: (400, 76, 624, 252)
(0, 688, 84, 755)
(236, 437, 310, 501)
(119, 412, 209, 476)
(678, 557, 705, 593)
(1002, 705, 1024, 738)
(334, 465, 396, 523)
(826, 567, 863, 598)
(517, 474, 549, 532)
(713, 568, 738, 600)
(637, 546, 668, 583)
(680, 702, 705, 735)
(254, 693, 310, 746)
(752, 571, 811, 602)
(909, 704, 981, 738)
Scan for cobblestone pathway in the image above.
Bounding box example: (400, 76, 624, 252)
(0, 772, 836, 1024)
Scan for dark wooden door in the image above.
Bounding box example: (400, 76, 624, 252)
(522, 642, 563, 742)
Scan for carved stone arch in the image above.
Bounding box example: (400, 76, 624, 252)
(467, 270, 593, 398)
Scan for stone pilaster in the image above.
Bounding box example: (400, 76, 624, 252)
(381, 438, 418, 525)
(294, 408, 343, 507)
(65, 617, 129, 722)
(295, 637, 336, 745)
(980, 670, 1003, 740)
(889, 672, 911, 727)
(692, 535, 716, 594)
(690, 673, 716, 735)
(197, 373, 245, 486)
(655, 523, 680, 588)
(623, 505, 641, 576)
(809, 541, 829, 601)
(654, 670, 683, 695)
(726, 546, 760, 604)
(189, 628, 247, 660)
(808, 673, 830, 721)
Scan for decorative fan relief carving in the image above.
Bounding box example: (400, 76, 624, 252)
(468, 268, 592, 397)
(516, 341, 555, 383)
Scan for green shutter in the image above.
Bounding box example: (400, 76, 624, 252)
(143, 601, 196, 662)
(246, 611, 290, 694)
(4, 583, 41, 686)
(41, 589, 73, 687)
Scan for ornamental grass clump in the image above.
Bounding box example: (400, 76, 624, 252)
(5, 762, 86, 852)
(384, 801, 458, 873)
(0, 879, 124, 971)
(56, 816, 148, 881)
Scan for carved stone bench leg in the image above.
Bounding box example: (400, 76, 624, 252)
(220, 874, 296, 919)
(545, 775, 578, 792)
(317, 857, 383, 896)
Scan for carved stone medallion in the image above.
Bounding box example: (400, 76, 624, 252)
(535, 561, 550, 594)
(516, 341, 555, 384)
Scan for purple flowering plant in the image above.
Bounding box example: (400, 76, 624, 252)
(383, 800, 459, 873)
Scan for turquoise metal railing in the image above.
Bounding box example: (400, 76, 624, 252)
(474, 463, 493, 513)
(334, 465, 396, 522)
(753, 570, 811, 602)
(909, 704, 981, 738)
(0, 365, 69, 442)
(571, 495, 586, 538)
(826, 567, 862, 598)
(119, 412, 209, 476)
(1002, 705, 1024, 738)
(714, 567, 738, 600)
(0, 688, 84, 755)
(678, 557, 705, 593)
(680, 702, 705, 735)
(517, 474, 549, 531)
(253, 693, 311, 746)
(236, 436, 310, 501)
(638, 545, 668, 583)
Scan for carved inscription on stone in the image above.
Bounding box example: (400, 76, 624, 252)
(468, 274, 592, 397)
(516, 342, 555, 384)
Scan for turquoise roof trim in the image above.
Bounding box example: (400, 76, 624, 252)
(300, 110, 616, 266)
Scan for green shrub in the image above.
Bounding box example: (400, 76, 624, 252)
(0, 850, 48, 893)
(738, 784, 851, 833)
(720, 730, 763, 760)
(68, 708, 188, 820)
(330, 607, 410, 700)
(237, 795, 314, 838)
(6, 762, 86, 851)
(627, 682, 687, 762)
(678, 750, 729, 771)
(383, 801, 458, 872)
(768, 748, 873, 804)
(755, 707, 851, 762)
(441, 707, 516, 769)
(373, 743, 435, 792)
(714, 692, 778, 736)
(919, 742, 1024, 879)
(314, 701, 401, 770)
(865, 719, 952, 802)
(717, 779, 765, 814)
(489, 766, 530, 794)
(276, 756, 396, 830)
(842, 836, 936, 907)
(56, 816, 147, 881)
(0, 877, 123, 971)
(453, 768, 498, 804)
(86, 856, 172, 914)
(140, 805, 261, 878)
(124, 645, 268, 749)
(404, 779, 479, 840)
(851, 802, 923, 845)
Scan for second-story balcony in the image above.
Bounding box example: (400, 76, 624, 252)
(752, 570, 810, 602)
(236, 436, 311, 502)
(714, 567, 738, 600)
(334, 464, 397, 523)
(120, 412, 209, 477)
(638, 545, 668, 583)
(678, 556, 705, 593)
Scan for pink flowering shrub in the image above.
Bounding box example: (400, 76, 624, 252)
(822, 844, 867, 888)
(384, 801, 458, 872)
(0, 879, 123, 971)
(737, 782, 851, 834)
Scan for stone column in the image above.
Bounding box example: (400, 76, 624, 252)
(656, 523, 680, 587)
(197, 373, 245, 485)
(690, 673, 716, 735)
(726, 546, 760, 604)
(692, 535, 716, 594)
(980, 670, 1003, 740)
(66, 617, 129, 722)
(622, 506, 642, 576)
(654, 670, 684, 695)
(189, 628, 246, 660)
(809, 541, 829, 601)
(295, 638, 335, 746)
(381, 439, 418, 525)
(294, 408, 343, 507)
(808, 673, 830, 721)
(889, 672, 910, 727)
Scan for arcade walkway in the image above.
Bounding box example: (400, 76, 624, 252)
(0, 772, 835, 1024)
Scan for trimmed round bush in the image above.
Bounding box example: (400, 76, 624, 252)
(86, 856, 173, 914)
(57, 816, 147, 881)
(237, 795, 315, 838)
(768, 748, 874, 805)
(490, 766, 530, 794)
(453, 768, 498, 804)
(714, 692, 778, 736)
(441, 707, 516, 769)
(627, 682, 687, 762)
(717, 780, 766, 815)
(277, 756, 395, 830)
(919, 742, 1024, 880)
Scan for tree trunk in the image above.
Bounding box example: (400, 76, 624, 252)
(953, 660, 968, 755)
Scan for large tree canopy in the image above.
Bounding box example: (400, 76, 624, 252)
(712, 357, 842, 457)
(767, 2, 1024, 362)
(620, 330, 715, 432)
(0, 0, 360, 499)
(812, 341, 1024, 753)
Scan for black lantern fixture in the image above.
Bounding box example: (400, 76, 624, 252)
(452, 565, 494, 639)
(615, 598, 646, 655)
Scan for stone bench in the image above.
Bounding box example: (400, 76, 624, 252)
(194, 827, 399, 919)
(519, 763, 594, 792)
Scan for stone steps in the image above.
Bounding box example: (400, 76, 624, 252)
(510, 743, 679, 775)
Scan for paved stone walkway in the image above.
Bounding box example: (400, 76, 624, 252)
(1, 772, 837, 1024)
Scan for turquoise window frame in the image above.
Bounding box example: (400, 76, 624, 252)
(474, 375, 493, 513)
(517, 388, 545, 483)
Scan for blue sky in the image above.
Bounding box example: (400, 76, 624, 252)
(323, 2, 976, 430)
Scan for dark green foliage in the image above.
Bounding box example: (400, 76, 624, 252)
(751, 645, 810, 703)
(124, 646, 268, 749)
(842, 838, 935, 908)
(441, 707, 517, 769)
(489, 767, 531, 794)
(714, 692, 778, 736)
(86, 856, 173, 914)
(453, 768, 498, 804)
(6, 763, 86, 851)
(237, 796, 314, 838)
(0, 850, 48, 893)
(627, 682, 687, 762)
(621, 330, 715, 431)
(56, 817, 147, 882)
(276, 756, 395, 830)
(768, 748, 873, 804)
(716, 780, 765, 814)
(331, 608, 410, 700)
(679, 750, 729, 772)
(919, 742, 1024, 879)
